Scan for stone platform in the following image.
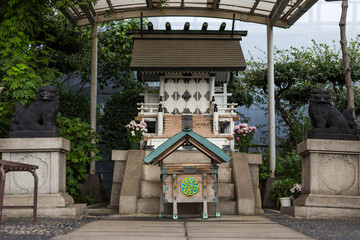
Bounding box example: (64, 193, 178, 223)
(283, 139, 360, 218)
(0, 138, 86, 217)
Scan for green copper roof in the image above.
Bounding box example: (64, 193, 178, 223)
(144, 129, 231, 164)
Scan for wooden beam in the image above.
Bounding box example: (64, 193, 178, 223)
(269, 0, 291, 27)
(287, 0, 318, 26)
(250, 0, 261, 14)
(58, 7, 77, 24)
(70, 6, 82, 18)
(106, 0, 114, 12)
(80, 3, 96, 24)
(181, 0, 185, 8)
(146, 0, 153, 8)
(283, 0, 303, 20)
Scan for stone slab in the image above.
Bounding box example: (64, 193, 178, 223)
(4, 193, 74, 207)
(294, 194, 360, 208)
(51, 215, 313, 240)
(297, 139, 360, 155)
(232, 154, 255, 215)
(136, 197, 237, 215)
(111, 150, 128, 161)
(3, 203, 87, 217)
(282, 205, 360, 219)
(0, 138, 70, 152)
(119, 150, 144, 214)
(142, 165, 161, 181)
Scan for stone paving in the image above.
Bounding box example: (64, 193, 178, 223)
(0, 210, 359, 240)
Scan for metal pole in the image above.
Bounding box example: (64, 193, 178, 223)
(267, 22, 276, 178)
(90, 22, 98, 175)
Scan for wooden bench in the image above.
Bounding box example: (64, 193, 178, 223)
(0, 160, 38, 227)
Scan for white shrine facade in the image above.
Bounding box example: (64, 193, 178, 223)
(130, 23, 247, 151)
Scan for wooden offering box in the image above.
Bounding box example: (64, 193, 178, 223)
(143, 129, 231, 219)
(160, 163, 219, 219)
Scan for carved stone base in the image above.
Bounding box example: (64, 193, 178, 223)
(284, 139, 360, 218)
(0, 138, 85, 217)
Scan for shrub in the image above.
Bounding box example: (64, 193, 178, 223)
(58, 88, 90, 123)
(100, 87, 143, 151)
(276, 149, 302, 183)
(57, 114, 101, 203)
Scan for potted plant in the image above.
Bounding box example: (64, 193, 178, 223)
(125, 120, 148, 149)
(233, 123, 256, 153)
(270, 178, 295, 208)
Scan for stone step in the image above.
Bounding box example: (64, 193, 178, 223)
(140, 181, 234, 200)
(142, 165, 232, 182)
(137, 197, 237, 215)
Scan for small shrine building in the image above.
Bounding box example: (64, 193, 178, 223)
(130, 22, 247, 151)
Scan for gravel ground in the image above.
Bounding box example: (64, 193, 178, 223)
(0, 214, 107, 240)
(267, 214, 360, 240)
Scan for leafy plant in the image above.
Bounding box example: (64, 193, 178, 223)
(58, 86, 90, 122)
(100, 85, 143, 151)
(57, 113, 101, 203)
(271, 178, 295, 208)
(275, 149, 302, 183)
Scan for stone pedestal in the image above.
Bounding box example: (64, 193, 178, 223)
(0, 138, 86, 217)
(282, 139, 360, 218)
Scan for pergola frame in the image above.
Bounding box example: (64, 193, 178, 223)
(59, 0, 320, 178)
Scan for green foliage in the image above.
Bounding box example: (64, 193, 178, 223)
(0, 1, 60, 137)
(271, 178, 295, 208)
(101, 85, 143, 151)
(57, 114, 101, 203)
(48, 17, 145, 91)
(236, 39, 360, 152)
(275, 149, 302, 183)
(58, 87, 90, 122)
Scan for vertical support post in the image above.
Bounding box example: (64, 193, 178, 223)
(159, 174, 164, 218)
(213, 105, 219, 135)
(159, 78, 164, 100)
(158, 106, 163, 135)
(210, 77, 215, 103)
(203, 173, 208, 219)
(223, 83, 227, 105)
(90, 22, 98, 175)
(172, 174, 178, 219)
(267, 22, 276, 178)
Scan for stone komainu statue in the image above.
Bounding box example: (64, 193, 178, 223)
(308, 89, 358, 140)
(9, 85, 60, 138)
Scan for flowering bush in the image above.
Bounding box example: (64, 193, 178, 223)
(290, 183, 302, 199)
(125, 120, 147, 143)
(233, 123, 257, 147)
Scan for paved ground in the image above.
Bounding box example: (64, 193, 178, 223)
(51, 214, 312, 240)
(0, 210, 360, 240)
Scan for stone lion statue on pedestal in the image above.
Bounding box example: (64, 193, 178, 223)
(308, 89, 358, 140)
(10, 85, 60, 138)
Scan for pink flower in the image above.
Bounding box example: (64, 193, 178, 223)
(236, 137, 240, 141)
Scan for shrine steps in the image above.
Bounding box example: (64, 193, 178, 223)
(137, 163, 238, 215)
